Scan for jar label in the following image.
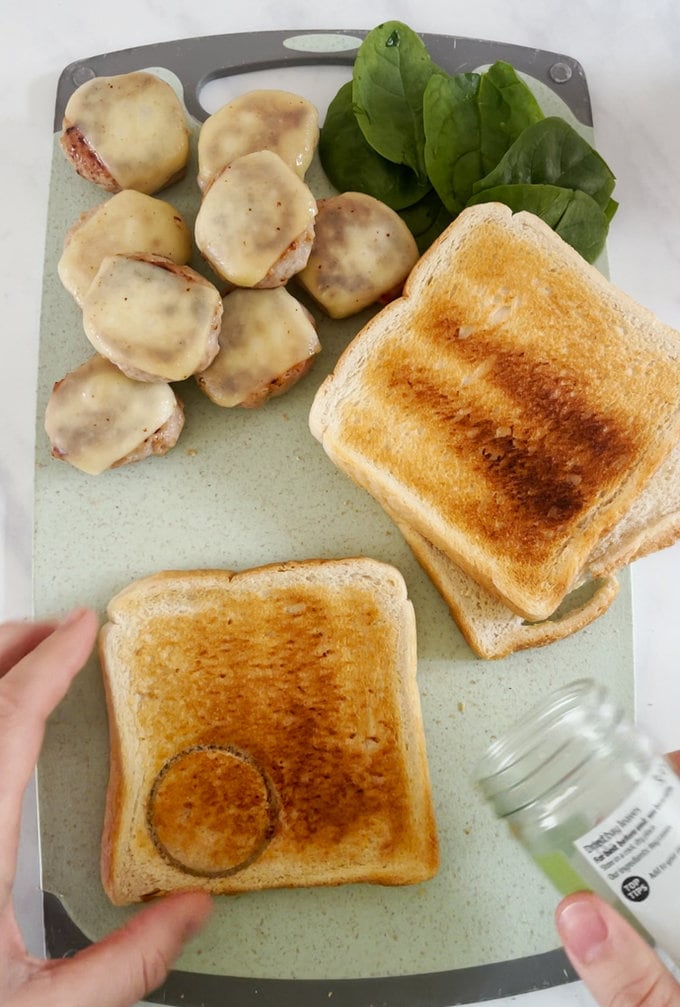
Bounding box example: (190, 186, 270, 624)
(573, 756, 680, 958)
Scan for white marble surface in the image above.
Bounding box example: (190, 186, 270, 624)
(2, 1, 680, 1004)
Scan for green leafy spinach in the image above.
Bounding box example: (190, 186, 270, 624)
(472, 116, 617, 216)
(319, 81, 431, 210)
(423, 61, 544, 214)
(466, 184, 611, 262)
(316, 20, 618, 262)
(351, 21, 442, 183)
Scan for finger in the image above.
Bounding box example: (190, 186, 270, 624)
(556, 891, 680, 1007)
(0, 609, 98, 908)
(0, 608, 98, 726)
(0, 903, 34, 997)
(0, 622, 58, 677)
(667, 751, 680, 775)
(10, 891, 213, 1007)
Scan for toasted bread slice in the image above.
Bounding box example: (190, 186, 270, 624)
(397, 520, 619, 660)
(309, 203, 680, 621)
(588, 436, 680, 576)
(99, 559, 438, 904)
(391, 439, 680, 658)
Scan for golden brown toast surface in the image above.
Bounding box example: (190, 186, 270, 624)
(310, 205, 680, 619)
(100, 561, 438, 902)
(148, 746, 278, 876)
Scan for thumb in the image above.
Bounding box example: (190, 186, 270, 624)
(13, 891, 212, 1007)
(556, 892, 680, 1007)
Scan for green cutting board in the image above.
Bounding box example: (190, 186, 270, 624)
(34, 29, 632, 1007)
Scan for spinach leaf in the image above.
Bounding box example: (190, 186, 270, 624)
(423, 61, 544, 215)
(320, 20, 619, 263)
(423, 72, 483, 216)
(466, 183, 610, 263)
(352, 21, 442, 183)
(319, 81, 431, 210)
(555, 190, 611, 262)
(477, 62, 544, 172)
(473, 116, 617, 216)
(398, 189, 453, 252)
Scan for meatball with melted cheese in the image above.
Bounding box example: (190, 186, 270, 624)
(60, 71, 190, 195)
(45, 355, 184, 475)
(58, 190, 192, 306)
(82, 254, 222, 383)
(194, 150, 317, 289)
(196, 287, 320, 408)
(296, 192, 419, 319)
(197, 89, 319, 192)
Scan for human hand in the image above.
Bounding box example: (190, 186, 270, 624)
(0, 608, 212, 1007)
(555, 751, 680, 1007)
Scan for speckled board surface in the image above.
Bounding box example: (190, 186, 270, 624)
(33, 32, 633, 1006)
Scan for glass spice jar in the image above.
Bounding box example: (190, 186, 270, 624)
(475, 678, 680, 963)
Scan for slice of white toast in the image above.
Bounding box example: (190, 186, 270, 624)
(99, 558, 439, 904)
(309, 203, 680, 622)
(397, 520, 619, 660)
(391, 439, 680, 659)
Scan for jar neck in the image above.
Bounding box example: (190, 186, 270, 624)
(475, 679, 650, 821)
(507, 737, 654, 836)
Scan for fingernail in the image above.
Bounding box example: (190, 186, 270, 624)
(556, 897, 609, 965)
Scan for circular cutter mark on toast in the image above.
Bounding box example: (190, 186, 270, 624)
(147, 744, 279, 877)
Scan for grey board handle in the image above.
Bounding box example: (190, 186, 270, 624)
(54, 28, 592, 129)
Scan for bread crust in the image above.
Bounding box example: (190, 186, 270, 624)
(588, 437, 680, 576)
(99, 560, 438, 903)
(310, 203, 680, 621)
(397, 520, 619, 659)
(389, 438, 679, 657)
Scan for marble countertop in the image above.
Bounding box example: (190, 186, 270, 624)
(2, 1, 680, 1004)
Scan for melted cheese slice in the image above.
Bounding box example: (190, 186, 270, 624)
(63, 72, 189, 193)
(58, 190, 192, 306)
(194, 150, 317, 287)
(197, 89, 319, 191)
(44, 355, 178, 475)
(297, 192, 420, 318)
(82, 255, 222, 382)
(196, 288, 320, 407)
